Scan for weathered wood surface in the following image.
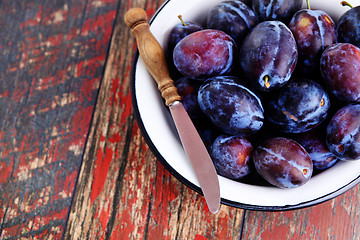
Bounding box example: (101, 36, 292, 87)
(1, 0, 360, 239)
(64, 0, 245, 239)
(0, 0, 118, 238)
(242, 184, 360, 239)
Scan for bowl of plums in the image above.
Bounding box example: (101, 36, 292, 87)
(130, 0, 360, 210)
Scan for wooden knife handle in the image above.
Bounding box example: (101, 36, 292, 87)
(124, 8, 182, 106)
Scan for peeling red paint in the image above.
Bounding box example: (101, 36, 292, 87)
(46, 33, 65, 47)
(120, 92, 132, 124)
(1, 0, 119, 238)
(123, 62, 132, 80)
(81, 10, 116, 39)
(109, 78, 120, 106)
(260, 222, 291, 239)
(114, 209, 136, 239)
(20, 5, 42, 30)
(100, 134, 106, 142)
(108, 133, 121, 143)
(90, 147, 113, 204)
(0, 158, 14, 184)
(98, 202, 111, 236)
(194, 235, 209, 240)
(301, 201, 353, 240)
(70, 106, 94, 137)
(66, 27, 80, 41)
(146, 163, 175, 240)
(0, 90, 9, 97)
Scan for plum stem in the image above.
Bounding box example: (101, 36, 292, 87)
(320, 98, 325, 107)
(263, 75, 271, 89)
(282, 111, 298, 121)
(178, 15, 187, 26)
(306, 0, 311, 10)
(338, 144, 345, 153)
(341, 1, 354, 8)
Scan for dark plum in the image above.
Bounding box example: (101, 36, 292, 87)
(197, 76, 264, 136)
(193, 117, 223, 151)
(320, 43, 360, 103)
(294, 129, 338, 170)
(289, 8, 337, 77)
(206, 0, 258, 46)
(246, 120, 280, 148)
(240, 0, 252, 8)
(166, 16, 203, 79)
(239, 21, 298, 91)
(210, 135, 252, 180)
(252, 0, 302, 23)
(253, 137, 313, 188)
(337, 2, 360, 48)
(166, 15, 203, 54)
(266, 79, 330, 133)
(173, 29, 236, 80)
(326, 104, 360, 160)
(174, 77, 203, 120)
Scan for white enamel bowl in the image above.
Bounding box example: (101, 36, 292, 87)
(130, 0, 360, 210)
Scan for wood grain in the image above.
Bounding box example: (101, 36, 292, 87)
(0, 0, 118, 238)
(242, 185, 360, 240)
(2, 0, 360, 239)
(64, 0, 244, 239)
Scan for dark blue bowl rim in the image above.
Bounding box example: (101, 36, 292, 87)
(129, 0, 360, 211)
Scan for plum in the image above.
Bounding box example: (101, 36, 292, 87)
(253, 137, 313, 188)
(266, 79, 330, 133)
(174, 77, 203, 120)
(207, 0, 258, 46)
(320, 43, 360, 103)
(193, 118, 223, 151)
(326, 103, 360, 160)
(294, 129, 338, 170)
(240, 0, 252, 8)
(289, 8, 337, 77)
(166, 16, 203, 54)
(239, 21, 298, 91)
(197, 76, 264, 136)
(252, 0, 302, 23)
(210, 135, 252, 180)
(166, 16, 203, 79)
(337, 2, 360, 48)
(173, 29, 236, 80)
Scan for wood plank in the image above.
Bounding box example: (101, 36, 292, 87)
(241, 185, 360, 239)
(64, 0, 245, 239)
(0, 0, 118, 238)
(2, 0, 360, 239)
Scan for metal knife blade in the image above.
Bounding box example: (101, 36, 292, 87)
(169, 101, 220, 213)
(124, 8, 221, 213)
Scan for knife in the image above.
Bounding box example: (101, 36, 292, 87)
(124, 8, 220, 213)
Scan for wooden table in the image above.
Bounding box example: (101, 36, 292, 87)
(1, 0, 359, 239)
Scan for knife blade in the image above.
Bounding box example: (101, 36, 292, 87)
(124, 8, 220, 213)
